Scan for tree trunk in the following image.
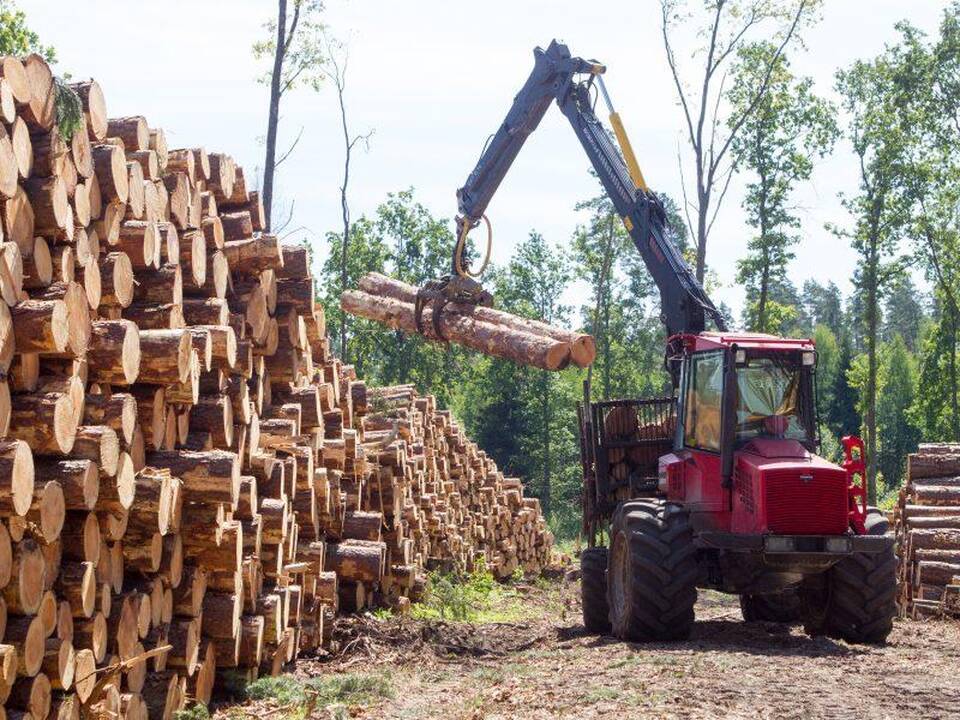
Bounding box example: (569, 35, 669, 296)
(866, 234, 879, 503)
(262, 0, 287, 231)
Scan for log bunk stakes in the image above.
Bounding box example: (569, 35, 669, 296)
(0, 54, 553, 719)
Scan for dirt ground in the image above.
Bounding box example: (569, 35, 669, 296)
(224, 576, 960, 720)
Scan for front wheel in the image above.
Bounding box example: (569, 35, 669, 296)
(801, 506, 896, 644)
(606, 500, 698, 641)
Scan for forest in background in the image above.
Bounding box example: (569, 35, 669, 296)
(313, 5, 960, 540)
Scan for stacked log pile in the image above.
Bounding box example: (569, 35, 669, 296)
(895, 443, 960, 618)
(0, 53, 552, 719)
(341, 272, 596, 371)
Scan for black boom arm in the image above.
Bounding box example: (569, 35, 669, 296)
(456, 40, 726, 338)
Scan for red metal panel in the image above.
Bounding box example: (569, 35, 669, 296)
(763, 467, 849, 535)
(673, 450, 730, 530)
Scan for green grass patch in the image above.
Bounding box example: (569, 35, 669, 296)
(584, 686, 621, 703)
(243, 672, 393, 714)
(173, 704, 210, 720)
(409, 561, 540, 623)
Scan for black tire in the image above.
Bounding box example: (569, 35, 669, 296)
(580, 547, 610, 633)
(801, 506, 896, 644)
(740, 589, 802, 623)
(864, 506, 889, 535)
(606, 500, 698, 641)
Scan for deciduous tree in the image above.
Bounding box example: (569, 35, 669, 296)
(254, 0, 327, 230)
(833, 41, 916, 501)
(727, 42, 836, 333)
(660, 0, 819, 282)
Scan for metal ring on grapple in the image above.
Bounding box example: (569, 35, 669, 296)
(454, 214, 493, 279)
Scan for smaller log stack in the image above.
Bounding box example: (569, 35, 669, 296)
(895, 443, 960, 618)
(357, 384, 553, 602)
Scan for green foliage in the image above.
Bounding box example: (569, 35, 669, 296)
(876, 334, 920, 492)
(253, 0, 327, 94)
(801, 280, 845, 339)
(172, 704, 209, 720)
(0, 1, 55, 60)
(728, 42, 837, 334)
(411, 562, 537, 623)
(245, 672, 393, 711)
(53, 77, 83, 142)
(246, 676, 308, 705)
(832, 28, 922, 500)
(413, 563, 495, 622)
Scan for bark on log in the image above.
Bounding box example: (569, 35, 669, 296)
(11, 298, 68, 353)
(147, 450, 240, 508)
(137, 330, 191, 385)
(38, 460, 97, 511)
(82, 393, 136, 445)
(341, 290, 571, 371)
(9, 391, 76, 455)
(107, 117, 149, 152)
(71, 425, 119, 477)
(87, 320, 140, 385)
(91, 144, 128, 204)
(325, 541, 384, 584)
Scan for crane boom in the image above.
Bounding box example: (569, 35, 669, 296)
(455, 40, 726, 339)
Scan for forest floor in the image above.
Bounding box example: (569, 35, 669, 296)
(213, 572, 960, 720)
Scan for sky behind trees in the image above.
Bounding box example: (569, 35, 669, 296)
(25, 0, 946, 318)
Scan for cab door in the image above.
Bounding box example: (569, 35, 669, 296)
(668, 350, 730, 519)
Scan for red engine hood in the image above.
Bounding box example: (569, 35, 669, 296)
(732, 438, 849, 535)
(736, 438, 842, 472)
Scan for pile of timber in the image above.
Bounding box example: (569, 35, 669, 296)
(341, 272, 596, 371)
(0, 53, 553, 720)
(359, 383, 553, 606)
(895, 443, 960, 619)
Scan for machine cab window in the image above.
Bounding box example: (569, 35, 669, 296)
(734, 356, 811, 444)
(681, 348, 816, 453)
(683, 351, 723, 452)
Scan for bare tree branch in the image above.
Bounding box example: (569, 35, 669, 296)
(712, 0, 809, 173)
(706, 162, 736, 237)
(273, 199, 296, 234)
(321, 31, 374, 361)
(660, 1, 698, 150)
(275, 125, 305, 167)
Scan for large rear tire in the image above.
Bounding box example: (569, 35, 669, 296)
(740, 589, 802, 623)
(801, 506, 896, 644)
(607, 500, 698, 641)
(580, 547, 610, 634)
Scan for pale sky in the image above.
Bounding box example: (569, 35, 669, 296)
(26, 0, 949, 322)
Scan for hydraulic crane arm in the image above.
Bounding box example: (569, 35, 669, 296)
(455, 40, 726, 339)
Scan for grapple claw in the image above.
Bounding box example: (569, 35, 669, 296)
(413, 274, 495, 344)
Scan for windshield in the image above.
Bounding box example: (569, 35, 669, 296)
(735, 357, 810, 443)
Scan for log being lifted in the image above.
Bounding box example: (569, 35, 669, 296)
(358, 272, 597, 368)
(341, 289, 573, 371)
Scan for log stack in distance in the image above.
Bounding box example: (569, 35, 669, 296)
(0, 53, 554, 719)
